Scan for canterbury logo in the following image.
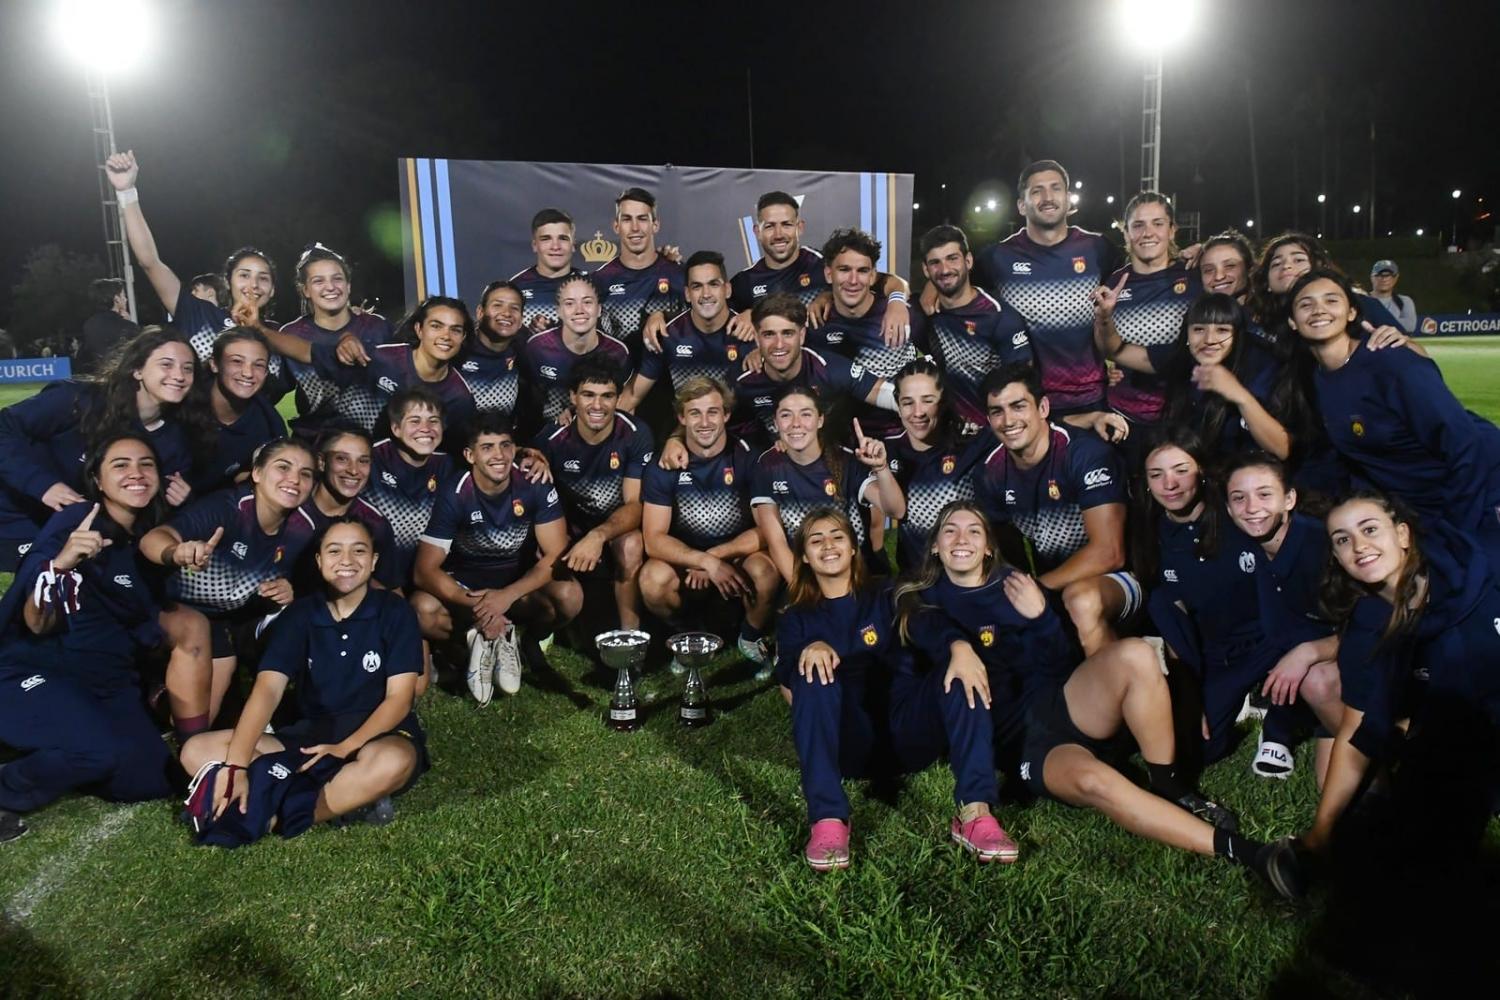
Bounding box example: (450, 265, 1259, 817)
(678, 472, 693, 484)
(381, 471, 398, 486)
(461, 361, 480, 371)
(540, 366, 559, 379)
(232, 541, 249, 559)
(563, 460, 581, 472)
(824, 331, 844, 343)
(1011, 262, 1031, 274)
(675, 344, 694, 357)
(608, 283, 627, 295)
(20, 675, 45, 691)
(268, 763, 291, 780)
(1012, 332, 1029, 346)
(377, 376, 398, 393)
(752, 284, 768, 296)
(469, 511, 484, 522)
(1164, 569, 1178, 582)
(114, 574, 133, 587)
(1082, 468, 1111, 487)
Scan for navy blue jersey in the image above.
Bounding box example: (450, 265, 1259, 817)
(259, 588, 422, 724)
(809, 294, 924, 439)
(273, 312, 393, 441)
(455, 336, 523, 417)
(749, 445, 872, 546)
(971, 424, 1126, 572)
(729, 247, 828, 312)
(297, 496, 402, 591)
(1148, 338, 1282, 456)
(907, 573, 1076, 706)
(927, 290, 1035, 429)
(309, 341, 477, 450)
(173, 286, 283, 384)
(519, 329, 633, 422)
(535, 413, 653, 534)
(1315, 341, 1500, 541)
(166, 488, 318, 618)
(1105, 262, 1202, 423)
(885, 429, 989, 571)
(730, 349, 881, 449)
(509, 265, 586, 332)
(190, 393, 285, 495)
(1149, 512, 1263, 654)
(976, 227, 1122, 412)
(362, 439, 455, 587)
(0, 502, 163, 676)
(420, 470, 562, 579)
(641, 438, 756, 551)
(0, 380, 194, 543)
(775, 585, 911, 686)
(1254, 512, 1334, 652)
(592, 256, 685, 346)
(635, 310, 749, 395)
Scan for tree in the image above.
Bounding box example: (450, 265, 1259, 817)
(8, 245, 106, 354)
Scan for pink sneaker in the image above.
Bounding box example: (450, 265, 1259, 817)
(950, 813, 1020, 863)
(804, 818, 851, 871)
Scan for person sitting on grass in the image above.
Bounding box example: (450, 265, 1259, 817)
(0, 435, 177, 844)
(897, 500, 1305, 898)
(180, 518, 427, 840)
(776, 506, 1011, 870)
(411, 412, 581, 705)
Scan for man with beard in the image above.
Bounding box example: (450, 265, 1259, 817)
(620, 251, 746, 414)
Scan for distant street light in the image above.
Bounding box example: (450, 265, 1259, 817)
(1068, 193, 1080, 206)
(1452, 189, 1463, 199)
(1106, 195, 1116, 205)
(1245, 219, 1255, 229)
(1352, 204, 1362, 214)
(1416, 228, 1425, 236)
(986, 198, 997, 211)
(1074, 180, 1084, 190)
(974, 205, 982, 214)
(912, 203, 920, 211)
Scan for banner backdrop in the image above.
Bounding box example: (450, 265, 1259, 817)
(398, 159, 914, 308)
(0, 357, 71, 383)
(1417, 312, 1500, 337)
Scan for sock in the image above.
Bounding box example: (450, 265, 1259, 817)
(1213, 827, 1265, 868)
(1145, 761, 1192, 802)
(175, 713, 210, 741)
(738, 619, 765, 642)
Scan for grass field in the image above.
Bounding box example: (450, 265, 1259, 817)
(2, 338, 1500, 999)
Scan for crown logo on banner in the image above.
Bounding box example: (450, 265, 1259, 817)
(581, 231, 618, 264)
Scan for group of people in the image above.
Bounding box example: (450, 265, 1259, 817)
(0, 152, 1496, 896)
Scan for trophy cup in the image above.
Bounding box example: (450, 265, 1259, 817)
(596, 629, 650, 731)
(668, 632, 722, 728)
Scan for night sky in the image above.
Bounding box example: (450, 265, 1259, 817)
(2, 0, 1495, 324)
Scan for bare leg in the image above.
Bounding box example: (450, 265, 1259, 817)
(639, 558, 683, 621)
(609, 531, 644, 630)
(1042, 745, 1217, 855)
(160, 604, 213, 723)
(312, 737, 417, 823)
(179, 729, 283, 776)
(1062, 577, 1128, 656)
(1062, 638, 1174, 765)
(741, 552, 780, 632)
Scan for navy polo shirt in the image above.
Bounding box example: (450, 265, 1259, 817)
(1150, 512, 1264, 654)
(775, 585, 910, 687)
(191, 393, 286, 494)
(297, 496, 402, 591)
(1254, 512, 1334, 651)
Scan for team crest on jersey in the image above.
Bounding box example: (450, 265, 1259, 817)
(823, 479, 837, 496)
(727, 345, 739, 362)
(1048, 480, 1061, 500)
(1173, 279, 1188, 295)
(657, 277, 670, 295)
(362, 651, 382, 673)
(941, 455, 956, 475)
(506, 357, 515, 370)
(232, 541, 248, 560)
(799, 274, 811, 287)
(1351, 416, 1365, 437)
(861, 624, 878, 647)
(723, 466, 734, 485)
(964, 320, 977, 336)
(609, 451, 621, 470)
(1072, 256, 1087, 274)
(513, 499, 525, 517)
(1239, 551, 1256, 573)
(273, 546, 284, 564)
(427, 476, 437, 492)
(978, 626, 995, 647)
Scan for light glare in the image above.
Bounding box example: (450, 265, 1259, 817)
(53, 0, 155, 75)
(1117, 0, 1198, 53)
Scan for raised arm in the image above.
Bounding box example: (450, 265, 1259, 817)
(104, 151, 183, 313)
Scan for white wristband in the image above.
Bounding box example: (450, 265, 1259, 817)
(886, 291, 907, 304)
(116, 187, 139, 207)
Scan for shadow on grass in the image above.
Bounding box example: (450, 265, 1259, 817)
(130, 923, 308, 998)
(0, 917, 87, 999)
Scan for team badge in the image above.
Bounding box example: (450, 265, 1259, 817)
(963, 320, 977, 336)
(427, 475, 437, 492)
(273, 546, 284, 564)
(824, 479, 837, 496)
(1351, 418, 1365, 437)
(861, 625, 878, 647)
(978, 626, 995, 647)
(513, 499, 525, 517)
(609, 451, 621, 470)
(727, 345, 739, 361)
(723, 466, 734, 485)
(1048, 480, 1061, 500)
(941, 455, 956, 475)
(1072, 256, 1087, 274)
(657, 277, 670, 295)
(1172, 279, 1188, 295)
(506, 357, 515, 370)
(799, 274, 811, 287)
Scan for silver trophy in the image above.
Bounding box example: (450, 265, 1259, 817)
(668, 632, 722, 728)
(596, 629, 650, 731)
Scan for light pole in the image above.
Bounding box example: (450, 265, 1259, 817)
(1117, 0, 1199, 193)
(1451, 189, 1463, 248)
(51, 0, 154, 322)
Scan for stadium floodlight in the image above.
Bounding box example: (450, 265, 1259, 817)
(1352, 204, 1362, 214)
(986, 198, 997, 210)
(51, 0, 156, 323)
(1106, 195, 1116, 205)
(1074, 180, 1084, 190)
(1117, 0, 1199, 192)
(912, 202, 920, 211)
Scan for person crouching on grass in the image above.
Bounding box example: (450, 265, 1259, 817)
(180, 518, 426, 841)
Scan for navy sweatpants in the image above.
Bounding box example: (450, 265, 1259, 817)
(790, 666, 998, 823)
(1201, 640, 1306, 764)
(0, 664, 175, 813)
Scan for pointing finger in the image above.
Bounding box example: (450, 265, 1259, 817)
(78, 502, 100, 531)
(852, 418, 866, 445)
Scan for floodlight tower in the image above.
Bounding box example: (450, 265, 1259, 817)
(1117, 0, 1199, 193)
(52, 0, 155, 322)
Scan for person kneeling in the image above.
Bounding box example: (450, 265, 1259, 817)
(179, 519, 427, 844)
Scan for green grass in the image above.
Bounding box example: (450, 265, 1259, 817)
(3, 339, 1500, 998)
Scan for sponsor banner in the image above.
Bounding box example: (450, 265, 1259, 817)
(398, 159, 914, 306)
(1417, 313, 1500, 337)
(0, 357, 72, 383)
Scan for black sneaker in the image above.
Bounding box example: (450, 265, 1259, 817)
(1254, 836, 1310, 901)
(0, 808, 28, 843)
(1176, 791, 1240, 832)
(333, 795, 396, 828)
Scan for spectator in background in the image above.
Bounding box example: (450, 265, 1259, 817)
(1369, 260, 1418, 333)
(190, 273, 230, 309)
(77, 279, 138, 374)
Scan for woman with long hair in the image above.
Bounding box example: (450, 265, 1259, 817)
(141, 438, 318, 732)
(1288, 268, 1500, 562)
(0, 435, 177, 842)
(179, 518, 427, 842)
(0, 326, 208, 570)
(191, 328, 286, 494)
(1248, 232, 1402, 345)
(894, 500, 1300, 894)
(1298, 492, 1500, 855)
(778, 507, 1012, 870)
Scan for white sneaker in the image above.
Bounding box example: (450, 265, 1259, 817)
(1142, 635, 1169, 675)
(466, 627, 494, 706)
(1235, 691, 1268, 725)
(738, 635, 773, 681)
(492, 624, 523, 695)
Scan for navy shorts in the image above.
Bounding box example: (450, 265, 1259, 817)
(1017, 682, 1131, 800)
(274, 710, 429, 791)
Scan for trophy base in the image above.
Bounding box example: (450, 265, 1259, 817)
(678, 704, 712, 728)
(606, 706, 641, 732)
